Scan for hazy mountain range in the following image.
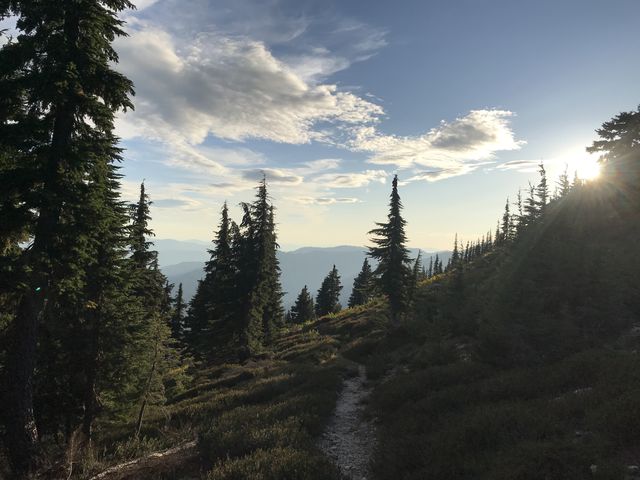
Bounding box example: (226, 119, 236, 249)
(155, 239, 451, 308)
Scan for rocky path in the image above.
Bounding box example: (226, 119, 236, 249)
(319, 364, 376, 480)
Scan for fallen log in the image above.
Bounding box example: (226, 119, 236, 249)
(89, 439, 198, 480)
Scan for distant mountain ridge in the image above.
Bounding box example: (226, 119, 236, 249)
(155, 239, 451, 308)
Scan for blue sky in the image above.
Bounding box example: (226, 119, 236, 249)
(105, 0, 639, 250)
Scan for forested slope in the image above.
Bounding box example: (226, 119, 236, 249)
(366, 177, 640, 479)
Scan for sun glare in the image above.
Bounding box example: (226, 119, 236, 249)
(562, 149, 601, 181)
(575, 157, 601, 180)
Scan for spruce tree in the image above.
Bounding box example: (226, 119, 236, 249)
(290, 286, 315, 323)
(234, 179, 283, 358)
(186, 202, 237, 356)
(316, 265, 343, 317)
(557, 165, 571, 198)
(514, 189, 524, 234)
(0, 0, 134, 472)
(171, 283, 186, 340)
(501, 198, 512, 243)
(348, 258, 375, 308)
(450, 235, 461, 269)
(433, 254, 441, 275)
(409, 251, 423, 303)
(523, 182, 538, 226)
(127, 184, 181, 438)
(587, 106, 640, 189)
(536, 162, 549, 213)
(368, 175, 411, 326)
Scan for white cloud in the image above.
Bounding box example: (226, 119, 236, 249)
(302, 158, 342, 172)
(115, 26, 383, 145)
(293, 196, 361, 205)
(496, 159, 540, 172)
(403, 166, 477, 183)
(133, 0, 160, 10)
(0, 16, 18, 47)
(241, 168, 303, 184)
(314, 169, 388, 188)
(351, 110, 524, 179)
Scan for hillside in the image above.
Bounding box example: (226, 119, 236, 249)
(363, 181, 640, 479)
(3, 2, 639, 478)
(160, 245, 451, 307)
(53, 303, 389, 479)
(22, 180, 636, 480)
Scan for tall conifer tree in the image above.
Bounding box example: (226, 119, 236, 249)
(0, 0, 134, 471)
(587, 106, 640, 189)
(171, 283, 186, 340)
(368, 175, 411, 326)
(536, 162, 549, 213)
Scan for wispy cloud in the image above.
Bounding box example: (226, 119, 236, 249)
(496, 159, 540, 172)
(351, 110, 524, 180)
(314, 169, 387, 188)
(241, 168, 303, 184)
(115, 25, 383, 145)
(293, 196, 361, 205)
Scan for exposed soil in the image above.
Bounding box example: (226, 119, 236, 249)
(319, 364, 376, 480)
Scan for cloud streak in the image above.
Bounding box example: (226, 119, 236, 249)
(314, 169, 388, 188)
(352, 110, 524, 180)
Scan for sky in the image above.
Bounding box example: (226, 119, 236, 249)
(100, 0, 639, 250)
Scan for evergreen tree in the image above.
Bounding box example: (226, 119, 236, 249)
(316, 265, 343, 317)
(171, 283, 186, 340)
(514, 189, 524, 234)
(0, 0, 134, 472)
(184, 277, 210, 353)
(261, 206, 285, 344)
(348, 258, 375, 307)
(127, 184, 181, 439)
(450, 235, 460, 267)
(368, 175, 412, 326)
(557, 165, 571, 198)
(186, 202, 237, 356)
(536, 162, 549, 213)
(433, 254, 442, 275)
(572, 170, 582, 188)
(409, 251, 424, 302)
(523, 182, 538, 226)
(290, 286, 315, 323)
(501, 198, 512, 243)
(427, 257, 434, 278)
(235, 179, 283, 358)
(587, 106, 640, 189)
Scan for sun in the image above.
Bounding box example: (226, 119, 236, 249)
(561, 149, 602, 181)
(574, 156, 601, 180)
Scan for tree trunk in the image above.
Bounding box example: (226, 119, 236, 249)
(135, 330, 160, 438)
(5, 289, 44, 474)
(4, 8, 79, 466)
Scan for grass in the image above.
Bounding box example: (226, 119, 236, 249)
(78, 300, 388, 479)
(369, 345, 640, 480)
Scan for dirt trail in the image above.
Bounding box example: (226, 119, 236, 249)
(319, 364, 376, 480)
